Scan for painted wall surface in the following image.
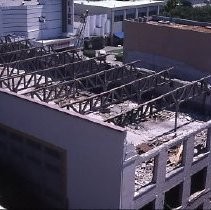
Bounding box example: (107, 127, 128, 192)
(75, 14, 110, 37)
(74, 4, 110, 17)
(124, 50, 210, 81)
(1, 6, 33, 36)
(123, 21, 211, 78)
(0, 0, 22, 6)
(0, 89, 125, 209)
(0, 0, 73, 40)
(113, 21, 122, 33)
(39, 0, 63, 39)
(74, 4, 112, 35)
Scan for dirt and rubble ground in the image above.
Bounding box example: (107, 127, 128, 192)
(83, 95, 210, 193)
(132, 110, 209, 193)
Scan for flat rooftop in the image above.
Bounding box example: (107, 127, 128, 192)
(75, 0, 163, 8)
(147, 20, 211, 33)
(131, 15, 211, 33)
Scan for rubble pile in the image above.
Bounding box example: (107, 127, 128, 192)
(99, 100, 137, 120)
(135, 159, 154, 192)
(166, 144, 183, 173)
(134, 113, 209, 182)
(193, 129, 208, 157)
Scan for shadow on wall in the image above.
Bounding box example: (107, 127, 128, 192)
(0, 162, 49, 209)
(124, 51, 210, 82)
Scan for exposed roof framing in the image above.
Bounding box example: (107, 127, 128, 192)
(105, 76, 211, 126)
(0, 49, 82, 78)
(0, 45, 55, 64)
(0, 55, 108, 92)
(0, 39, 32, 54)
(1, 36, 210, 133)
(0, 35, 17, 44)
(61, 69, 172, 114)
(26, 61, 145, 102)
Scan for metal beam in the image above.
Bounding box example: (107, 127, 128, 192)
(0, 55, 108, 92)
(0, 35, 13, 44)
(26, 61, 146, 102)
(62, 69, 172, 113)
(0, 45, 54, 64)
(0, 34, 28, 44)
(105, 76, 211, 126)
(0, 49, 82, 78)
(0, 34, 24, 44)
(0, 39, 32, 54)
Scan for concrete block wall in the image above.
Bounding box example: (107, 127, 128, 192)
(122, 121, 211, 209)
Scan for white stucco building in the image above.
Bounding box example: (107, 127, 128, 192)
(74, 0, 164, 37)
(0, 0, 74, 40)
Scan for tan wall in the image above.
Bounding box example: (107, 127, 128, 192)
(123, 20, 211, 74)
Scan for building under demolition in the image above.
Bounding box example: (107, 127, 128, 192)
(0, 35, 211, 209)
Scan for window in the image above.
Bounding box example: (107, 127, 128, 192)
(114, 15, 123, 22)
(166, 143, 184, 174)
(195, 204, 203, 210)
(149, 6, 157, 16)
(68, 13, 72, 25)
(114, 10, 124, 22)
(126, 9, 136, 19)
(139, 200, 155, 210)
(68, 19, 72, 25)
(164, 183, 183, 209)
(135, 157, 155, 192)
(193, 129, 209, 160)
(159, 6, 164, 14)
(191, 168, 207, 195)
(138, 7, 147, 17)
